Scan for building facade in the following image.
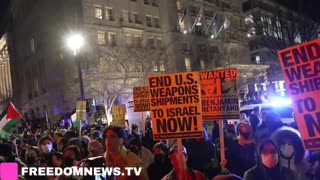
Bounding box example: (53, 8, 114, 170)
(6, 0, 268, 126)
(242, 0, 320, 99)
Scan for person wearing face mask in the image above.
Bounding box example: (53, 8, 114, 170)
(38, 135, 61, 168)
(271, 127, 311, 180)
(224, 122, 256, 178)
(148, 142, 172, 180)
(244, 139, 294, 180)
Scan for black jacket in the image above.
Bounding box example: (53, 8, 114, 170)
(244, 164, 294, 180)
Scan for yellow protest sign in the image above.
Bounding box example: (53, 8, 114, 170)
(148, 72, 203, 140)
(200, 68, 239, 120)
(76, 101, 86, 122)
(278, 38, 320, 150)
(133, 86, 150, 112)
(111, 105, 126, 128)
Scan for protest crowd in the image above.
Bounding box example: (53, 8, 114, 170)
(0, 107, 320, 180)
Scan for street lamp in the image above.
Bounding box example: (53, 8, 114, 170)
(66, 33, 85, 100)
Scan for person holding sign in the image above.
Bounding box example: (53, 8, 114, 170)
(243, 139, 294, 180)
(162, 144, 207, 180)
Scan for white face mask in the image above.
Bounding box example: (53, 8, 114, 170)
(261, 154, 278, 168)
(280, 144, 294, 158)
(41, 143, 53, 154)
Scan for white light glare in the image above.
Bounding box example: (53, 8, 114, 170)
(67, 34, 84, 55)
(270, 98, 292, 106)
(210, 35, 214, 39)
(183, 30, 187, 34)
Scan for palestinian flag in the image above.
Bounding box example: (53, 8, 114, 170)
(0, 102, 22, 138)
(71, 112, 81, 128)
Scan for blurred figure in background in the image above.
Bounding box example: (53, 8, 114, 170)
(148, 142, 172, 180)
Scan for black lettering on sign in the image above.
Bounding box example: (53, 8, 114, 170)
(156, 116, 198, 133)
(295, 97, 316, 113)
(304, 111, 320, 137)
(149, 76, 171, 88)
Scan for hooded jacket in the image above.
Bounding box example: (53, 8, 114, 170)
(243, 139, 294, 180)
(271, 127, 310, 180)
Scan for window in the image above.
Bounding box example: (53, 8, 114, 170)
(125, 34, 132, 46)
(30, 38, 35, 53)
(176, 1, 182, 10)
(146, 16, 152, 27)
(122, 11, 129, 22)
(105, 7, 113, 21)
(131, 12, 139, 23)
(255, 55, 261, 64)
(151, 0, 158, 7)
(155, 38, 162, 48)
(95, 6, 103, 19)
(294, 34, 301, 43)
(154, 17, 160, 28)
(108, 33, 116, 46)
(200, 59, 205, 70)
(134, 36, 141, 47)
(144, 0, 149, 5)
(185, 57, 191, 71)
(148, 38, 155, 48)
(97, 31, 105, 45)
(159, 62, 165, 72)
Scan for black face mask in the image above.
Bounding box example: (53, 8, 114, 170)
(154, 154, 164, 163)
(240, 132, 250, 139)
(26, 156, 36, 165)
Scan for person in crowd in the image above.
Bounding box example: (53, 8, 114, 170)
(306, 150, 320, 180)
(38, 135, 61, 167)
(225, 122, 256, 178)
(18, 139, 30, 162)
(0, 143, 26, 175)
(162, 143, 207, 180)
(25, 146, 41, 167)
(184, 129, 215, 177)
(243, 139, 294, 180)
(142, 117, 156, 151)
(57, 137, 67, 152)
(24, 146, 43, 180)
(271, 126, 310, 180)
(148, 142, 172, 180)
(90, 130, 102, 143)
(249, 107, 261, 136)
(53, 131, 63, 151)
(87, 140, 104, 158)
(103, 125, 148, 180)
(128, 136, 154, 168)
(255, 111, 284, 143)
(67, 138, 86, 159)
(128, 123, 141, 141)
(239, 113, 248, 122)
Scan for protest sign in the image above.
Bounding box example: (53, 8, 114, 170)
(76, 101, 86, 122)
(148, 72, 203, 140)
(133, 86, 150, 112)
(200, 68, 239, 120)
(278, 38, 320, 150)
(111, 105, 126, 128)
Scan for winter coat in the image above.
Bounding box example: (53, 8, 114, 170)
(271, 127, 311, 180)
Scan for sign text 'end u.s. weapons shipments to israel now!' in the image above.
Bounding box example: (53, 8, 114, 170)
(148, 72, 203, 140)
(133, 86, 150, 112)
(200, 68, 239, 120)
(278, 38, 320, 150)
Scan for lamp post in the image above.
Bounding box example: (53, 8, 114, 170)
(66, 34, 85, 100)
